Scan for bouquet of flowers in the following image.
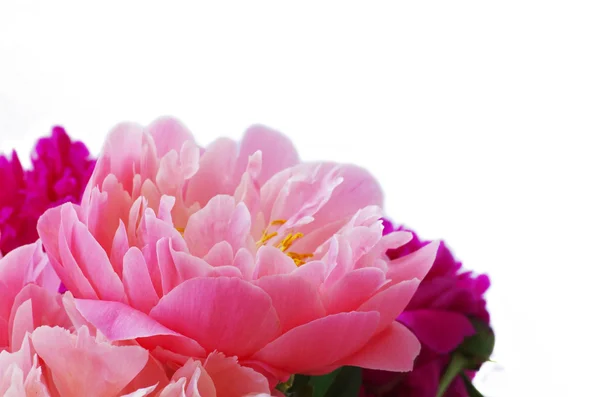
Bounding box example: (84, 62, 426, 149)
(0, 117, 494, 396)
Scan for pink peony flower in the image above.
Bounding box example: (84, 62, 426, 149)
(37, 117, 438, 385)
(361, 220, 491, 397)
(0, 244, 273, 396)
(0, 127, 95, 256)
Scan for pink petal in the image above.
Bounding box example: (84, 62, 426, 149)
(252, 246, 297, 279)
(8, 284, 70, 352)
(147, 117, 196, 158)
(203, 351, 271, 397)
(184, 138, 238, 207)
(110, 220, 130, 278)
(398, 309, 475, 354)
(387, 241, 440, 283)
(255, 274, 326, 333)
(203, 241, 234, 268)
(339, 321, 420, 372)
(184, 195, 251, 257)
(74, 299, 181, 341)
(357, 279, 420, 333)
(31, 326, 149, 396)
(322, 267, 387, 314)
(149, 277, 280, 357)
(235, 124, 300, 186)
(123, 247, 160, 313)
(252, 311, 380, 375)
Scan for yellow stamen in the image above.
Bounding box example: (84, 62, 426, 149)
(256, 219, 313, 266)
(176, 227, 185, 236)
(256, 231, 278, 247)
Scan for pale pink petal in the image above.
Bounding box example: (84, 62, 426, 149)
(110, 220, 130, 278)
(252, 311, 380, 375)
(387, 241, 440, 283)
(252, 246, 297, 279)
(147, 117, 196, 158)
(203, 241, 234, 268)
(340, 322, 420, 372)
(38, 205, 98, 299)
(170, 250, 214, 281)
(235, 124, 299, 186)
(8, 284, 70, 352)
(74, 299, 181, 341)
(184, 138, 238, 207)
(234, 151, 262, 217)
(203, 352, 271, 397)
(184, 195, 251, 258)
(166, 358, 216, 397)
(31, 326, 149, 396)
(123, 247, 160, 313)
(149, 277, 280, 357)
(86, 176, 133, 254)
(255, 274, 326, 333)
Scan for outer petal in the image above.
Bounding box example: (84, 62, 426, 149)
(357, 279, 420, 333)
(31, 326, 149, 396)
(147, 117, 197, 158)
(387, 241, 440, 283)
(254, 274, 326, 333)
(203, 352, 271, 397)
(339, 322, 420, 372)
(252, 311, 380, 375)
(235, 124, 300, 186)
(74, 299, 182, 341)
(149, 277, 280, 357)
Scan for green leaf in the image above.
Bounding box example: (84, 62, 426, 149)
(309, 368, 342, 397)
(459, 319, 495, 370)
(461, 374, 485, 397)
(323, 366, 362, 397)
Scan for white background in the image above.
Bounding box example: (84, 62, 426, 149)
(1, 1, 599, 395)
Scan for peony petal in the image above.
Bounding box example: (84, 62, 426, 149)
(149, 277, 280, 357)
(74, 299, 181, 341)
(339, 321, 420, 372)
(184, 138, 238, 207)
(357, 279, 420, 333)
(184, 195, 250, 258)
(31, 326, 149, 396)
(252, 246, 297, 279)
(235, 124, 299, 186)
(147, 117, 196, 158)
(398, 309, 475, 354)
(255, 274, 326, 333)
(322, 267, 387, 314)
(203, 352, 271, 397)
(387, 241, 440, 283)
(122, 247, 160, 313)
(252, 311, 380, 375)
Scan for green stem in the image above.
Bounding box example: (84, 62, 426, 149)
(436, 353, 468, 397)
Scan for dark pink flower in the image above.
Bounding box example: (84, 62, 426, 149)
(362, 219, 491, 397)
(0, 126, 95, 256)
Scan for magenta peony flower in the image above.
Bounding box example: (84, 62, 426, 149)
(361, 219, 491, 397)
(0, 151, 29, 255)
(37, 117, 438, 388)
(0, 127, 95, 256)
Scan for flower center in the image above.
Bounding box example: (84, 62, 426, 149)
(257, 219, 313, 266)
